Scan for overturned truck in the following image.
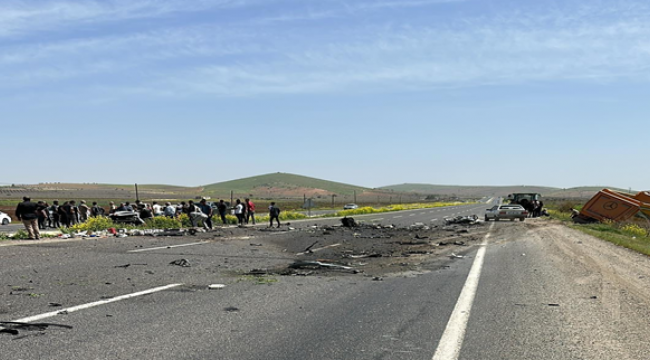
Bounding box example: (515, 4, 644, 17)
(573, 189, 650, 224)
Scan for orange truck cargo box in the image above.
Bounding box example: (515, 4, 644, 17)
(579, 189, 640, 222)
(634, 191, 650, 219)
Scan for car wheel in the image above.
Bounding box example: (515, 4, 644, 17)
(495, 218, 500, 221)
(511, 218, 515, 221)
(484, 216, 489, 221)
(1, 219, 8, 225)
(519, 218, 525, 221)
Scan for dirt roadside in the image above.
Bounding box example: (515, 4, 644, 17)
(520, 220, 650, 359)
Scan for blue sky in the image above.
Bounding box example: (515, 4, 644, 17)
(1, 0, 648, 190)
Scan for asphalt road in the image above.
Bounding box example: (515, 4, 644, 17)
(3, 202, 650, 359)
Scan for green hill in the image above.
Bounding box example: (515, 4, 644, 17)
(203, 173, 369, 196)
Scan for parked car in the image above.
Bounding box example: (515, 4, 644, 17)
(343, 203, 359, 210)
(485, 204, 528, 221)
(0, 211, 11, 225)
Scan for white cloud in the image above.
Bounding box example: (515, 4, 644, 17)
(0, 0, 259, 38)
(2, 0, 650, 97)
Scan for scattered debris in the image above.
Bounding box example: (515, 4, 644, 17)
(114, 263, 147, 268)
(48, 302, 62, 307)
(289, 261, 355, 271)
(304, 241, 319, 253)
(341, 217, 357, 228)
(224, 306, 240, 312)
(249, 243, 263, 247)
(547, 303, 560, 307)
(372, 276, 383, 281)
(208, 284, 226, 289)
(449, 253, 465, 259)
(453, 240, 466, 246)
(169, 259, 191, 267)
(445, 215, 480, 225)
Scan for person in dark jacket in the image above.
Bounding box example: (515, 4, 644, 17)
(217, 200, 227, 225)
(15, 197, 41, 240)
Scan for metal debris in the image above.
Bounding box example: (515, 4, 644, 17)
(169, 259, 191, 267)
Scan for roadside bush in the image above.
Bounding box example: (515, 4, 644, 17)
(143, 216, 182, 229)
(70, 216, 115, 232)
(620, 223, 648, 238)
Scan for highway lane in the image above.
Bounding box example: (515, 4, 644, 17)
(4, 202, 649, 359)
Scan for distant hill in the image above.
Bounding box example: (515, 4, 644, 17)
(203, 173, 369, 198)
(380, 184, 558, 197)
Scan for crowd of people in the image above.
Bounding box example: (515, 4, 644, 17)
(14, 196, 282, 240)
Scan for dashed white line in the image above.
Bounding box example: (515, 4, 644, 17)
(371, 218, 384, 221)
(128, 242, 209, 253)
(431, 223, 494, 360)
(5, 284, 182, 325)
(409, 214, 415, 217)
(394, 216, 403, 219)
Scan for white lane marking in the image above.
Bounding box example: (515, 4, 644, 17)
(128, 241, 209, 253)
(5, 284, 182, 325)
(371, 218, 384, 221)
(394, 216, 403, 219)
(432, 223, 494, 360)
(409, 214, 415, 217)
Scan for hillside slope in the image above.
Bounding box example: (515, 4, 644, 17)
(203, 173, 369, 197)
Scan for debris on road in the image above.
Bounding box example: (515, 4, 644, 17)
(449, 253, 465, 259)
(169, 259, 191, 267)
(114, 263, 147, 268)
(341, 217, 357, 228)
(208, 284, 226, 289)
(0, 321, 73, 336)
(445, 215, 480, 225)
(289, 261, 356, 272)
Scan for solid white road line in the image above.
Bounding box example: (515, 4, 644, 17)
(371, 218, 384, 221)
(394, 216, 403, 219)
(127, 242, 209, 253)
(6, 284, 182, 325)
(432, 223, 494, 360)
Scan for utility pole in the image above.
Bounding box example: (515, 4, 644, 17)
(354, 190, 357, 204)
(135, 183, 139, 202)
(230, 190, 233, 206)
(331, 194, 336, 207)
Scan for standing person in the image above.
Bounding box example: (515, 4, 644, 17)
(245, 198, 256, 225)
(163, 202, 176, 218)
(91, 202, 104, 217)
(199, 199, 213, 230)
(78, 200, 90, 222)
(58, 201, 70, 228)
(15, 197, 40, 240)
(69, 200, 79, 225)
(152, 201, 162, 217)
(217, 200, 228, 225)
(187, 200, 198, 227)
(268, 202, 281, 228)
(234, 199, 245, 226)
(139, 204, 153, 222)
(37, 201, 48, 229)
(108, 201, 117, 214)
(49, 200, 60, 228)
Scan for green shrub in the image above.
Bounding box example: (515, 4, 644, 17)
(143, 216, 182, 229)
(70, 216, 115, 232)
